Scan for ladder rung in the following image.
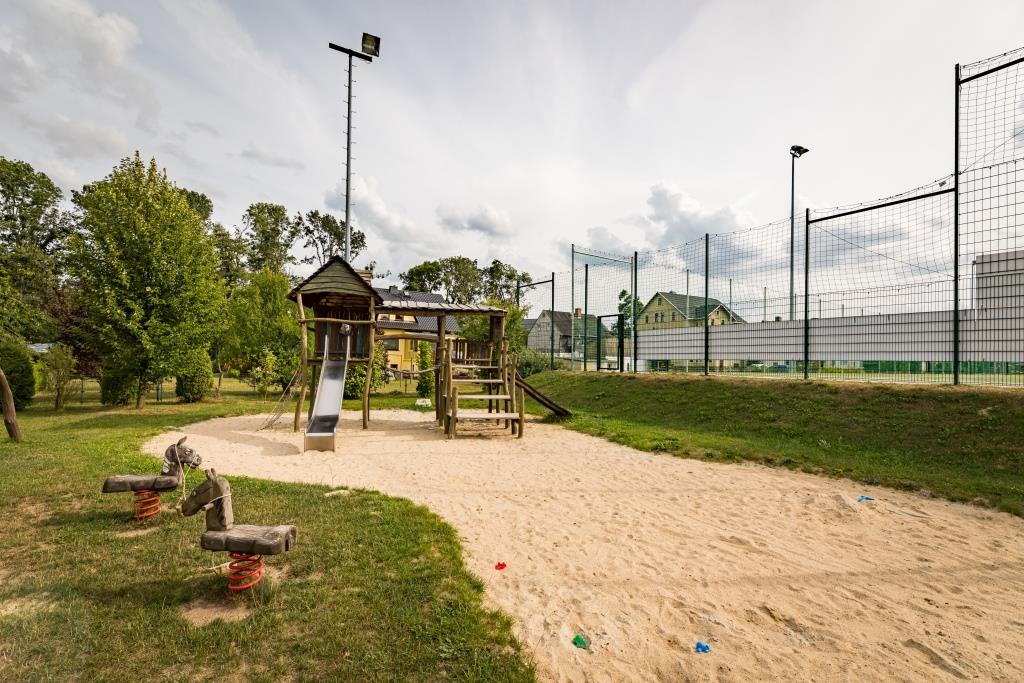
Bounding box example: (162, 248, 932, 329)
(458, 394, 511, 400)
(452, 378, 503, 384)
(449, 410, 521, 420)
(452, 364, 499, 369)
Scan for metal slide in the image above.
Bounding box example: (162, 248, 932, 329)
(304, 328, 351, 452)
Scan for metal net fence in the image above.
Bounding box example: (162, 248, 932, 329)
(516, 46, 1023, 386)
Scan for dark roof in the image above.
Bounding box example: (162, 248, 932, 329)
(522, 318, 537, 335)
(527, 311, 611, 338)
(374, 287, 461, 334)
(643, 291, 745, 323)
(288, 256, 381, 303)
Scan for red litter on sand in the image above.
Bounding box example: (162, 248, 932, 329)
(495, 562, 507, 570)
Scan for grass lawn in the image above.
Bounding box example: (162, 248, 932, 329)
(527, 371, 1024, 516)
(0, 382, 533, 682)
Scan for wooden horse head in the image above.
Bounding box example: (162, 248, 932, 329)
(161, 437, 202, 484)
(180, 468, 233, 531)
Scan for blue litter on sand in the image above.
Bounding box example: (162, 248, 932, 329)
(695, 641, 711, 653)
(857, 495, 875, 502)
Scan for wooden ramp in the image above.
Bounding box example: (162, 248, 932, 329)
(515, 375, 571, 418)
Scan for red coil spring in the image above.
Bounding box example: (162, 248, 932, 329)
(133, 489, 161, 520)
(227, 552, 264, 591)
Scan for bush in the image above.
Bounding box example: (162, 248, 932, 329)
(416, 341, 434, 398)
(226, 368, 241, 379)
(517, 348, 563, 378)
(33, 361, 48, 392)
(344, 340, 387, 399)
(43, 343, 76, 409)
(100, 361, 138, 406)
(175, 348, 213, 403)
(0, 339, 35, 411)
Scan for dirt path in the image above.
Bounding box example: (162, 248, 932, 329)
(144, 411, 1024, 682)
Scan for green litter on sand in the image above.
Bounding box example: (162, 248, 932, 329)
(572, 634, 588, 649)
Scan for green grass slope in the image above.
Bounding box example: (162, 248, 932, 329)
(528, 372, 1024, 516)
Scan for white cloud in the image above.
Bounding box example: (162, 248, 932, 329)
(436, 204, 513, 237)
(22, 114, 127, 160)
(239, 145, 304, 171)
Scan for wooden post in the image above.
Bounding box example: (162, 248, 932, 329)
(362, 299, 376, 429)
(0, 366, 23, 442)
(435, 315, 446, 422)
(307, 361, 319, 422)
(517, 386, 525, 439)
(293, 292, 308, 432)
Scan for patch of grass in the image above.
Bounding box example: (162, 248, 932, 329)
(0, 387, 533, 681)
(527, 372, 1024, 516)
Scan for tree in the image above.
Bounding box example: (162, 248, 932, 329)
(416, 341, 434, 398)
(207, 223, 248, 292)
(614, 289, 641, 336)
(242, 202, 294, 274)
(221, 269, 300, 387)
(436, 257, 482, 304)
(180, 189, 213, 222)
(293, 210, 366, 266)
(0, 365, 22, 442)
(69, 153, 226, 408)
(343, 340, 387, 399)
(480, 259, 531, 302)
(42, 342, 75, 409)
(0, 157, 69, 256)
(399, 260, 443, 293)
(459, 299, 530, 353)
(0, 338, 34, 410)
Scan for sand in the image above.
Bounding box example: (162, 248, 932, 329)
(144, 411, 1024, 682)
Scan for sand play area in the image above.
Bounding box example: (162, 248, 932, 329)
(144, 410, 1024, 682)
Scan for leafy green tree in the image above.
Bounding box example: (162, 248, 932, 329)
(459, 299, 530, 353)
(614, 289, 641, 336)
(222, 269, 300, 387)
(180, 189, 213, 222)
(480, 259, 531, 302)
(242, 202, 295, 274)
(437, 256, 482, 304)
(399, 260, 443, 293)
(343, 340, 387, 399)
(293, 210, 366, 266)
(175, 347, 213, 403)
(251, 347, 277, 401)
(0, 157, 69, 256)
(416, 341, 434, 398)
(69, 153, 226, 408)
(0, 338, 35, 410)
(207, 223, 248, 292)
(42, 342, 76, 409)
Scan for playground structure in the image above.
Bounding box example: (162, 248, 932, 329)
(180, 468, 297, 592)
(287, 256, 510, 450)
(438, 338, 525, 439)
(102, 437, 202, 519)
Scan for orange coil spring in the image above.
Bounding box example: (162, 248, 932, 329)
(133, 489, 161, 520)
(227, 552, 264, 591)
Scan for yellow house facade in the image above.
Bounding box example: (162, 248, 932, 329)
(637, 291, 741, 332)
(374, 287, 462, 373)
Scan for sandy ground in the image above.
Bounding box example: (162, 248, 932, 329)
(144, 411, 1024, 682)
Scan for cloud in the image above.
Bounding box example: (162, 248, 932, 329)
(642, 184, 746, 246)
(239, 145, 304, 170)
(186, 120, 220, 137)
(436, 204, 514, 237)
(22, 114, 127, 160)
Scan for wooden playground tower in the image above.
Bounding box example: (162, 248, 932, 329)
(286, 256, 508, 437)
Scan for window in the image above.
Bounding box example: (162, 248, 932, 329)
(671, 312, 676, 322)
(645, 315, 649, 324)
(654, 313, 660, 323)
(395, 314, 404, 321)
(383, 338, 400, 351)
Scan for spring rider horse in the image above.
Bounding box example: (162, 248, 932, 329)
(102, 437, 202, 520)
(180, 469, 296, 592)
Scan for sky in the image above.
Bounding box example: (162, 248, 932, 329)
(2, 0, 1023, 285)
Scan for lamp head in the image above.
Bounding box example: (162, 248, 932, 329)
(790, 145, 809, 158)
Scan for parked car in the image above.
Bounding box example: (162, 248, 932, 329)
(770, 363, 791, 373)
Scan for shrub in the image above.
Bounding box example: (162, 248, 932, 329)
(33, 361, 48, 392)
(226, 368, 241, 379)
(175, 348, 213, 403)
(517, 348, 559, 378)
(0, 339, 35, 411)
(251, 347, 277, 402)
(43, 343, 76, 409)
(416, 341, 434, 398)
(100, 360, 138, 406)
(344, 340, 387, 399)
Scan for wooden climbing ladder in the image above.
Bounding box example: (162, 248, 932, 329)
(439, 339, 525, 439)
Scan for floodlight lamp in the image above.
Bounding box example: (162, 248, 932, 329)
(790, 145, 809, 158)
(362, 33, 380, 57)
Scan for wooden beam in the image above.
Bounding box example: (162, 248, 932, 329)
(293, 292, 308, 432)
(435, 315, 446, 422)
(362, 299, 375, 429)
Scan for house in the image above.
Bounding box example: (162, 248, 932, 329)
(637, 291, 745, 331)
(525, 310, 613, 360)
(373, 285, 461, 372)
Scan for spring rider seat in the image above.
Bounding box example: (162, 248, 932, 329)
(180, 469, 296, 592)
(102, 437, 202, 519)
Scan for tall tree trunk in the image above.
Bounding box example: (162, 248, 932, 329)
(0, 366, 24, 442)
(135, 376, 146, 409)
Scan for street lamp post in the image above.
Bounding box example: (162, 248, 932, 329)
(789, 145, 809, 320)
(329, 33, 380, 262)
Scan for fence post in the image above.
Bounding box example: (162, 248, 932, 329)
(804, 208, 811, 380)
(550, 271, 555, 370)
(953, 63, 961, 385)
(570, 244, 575, 368)
(583, 263, 589, 371)
(704, 234, 710, 376)
(596, 315, 601, 371)
(626, 249, 634, 370)
(618, 314, 625, 371)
